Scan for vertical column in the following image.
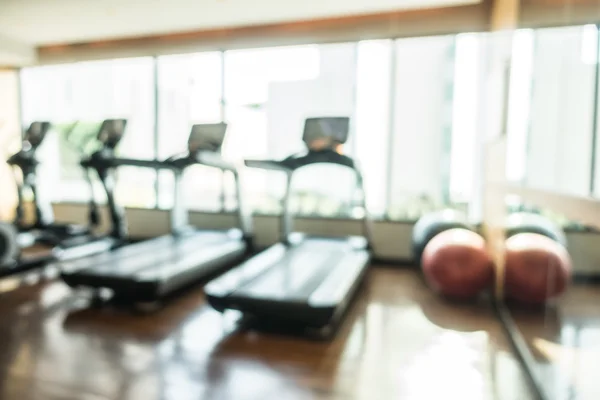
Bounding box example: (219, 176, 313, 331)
(477, 28, 515, 300)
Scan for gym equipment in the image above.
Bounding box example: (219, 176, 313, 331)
(504, 213, 572, 305)
(7, 122, 96, 245)
(0, 222, 51, 277)
(60, 122, 252, 304)
(204, 117, 373, 335)
(0, 120, 128, 278)
(506, 212, 567, 246)
(413, 210, 493, 299)
(411, 209, 471, 265)
(421, 228, 494, 299)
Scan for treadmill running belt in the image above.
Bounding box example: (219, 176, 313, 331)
(205, 236, 370, 329)
(59, 235, 174, 273)
(234, 240, 345, 301)
(136, 241, 243, 280)
(70, 232, 232, 278)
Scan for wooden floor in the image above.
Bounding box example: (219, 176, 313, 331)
(0, 267, 534, 400)
(509, 282, 600, 400)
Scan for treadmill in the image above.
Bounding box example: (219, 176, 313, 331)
(0, 121, 127, 278)
(8, 122, 95, 246)
(60, 122, 253, 304)
(204, 117, 373, 336)
(0, 221, 54, 278)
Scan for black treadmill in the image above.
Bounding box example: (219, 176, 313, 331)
(0, 121, 126, 278)
(8, 122, 95, 246)
(204, 117, 373, 335)
(60, 122, 253, 304)
(0, 221, 54, 278)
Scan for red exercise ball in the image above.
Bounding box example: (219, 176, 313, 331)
(504, 233, 572, 305)
(421, 228, 494, 299)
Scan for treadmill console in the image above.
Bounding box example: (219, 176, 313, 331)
(302, 117, 350, 150)
(188, 123, 227, 154)
(24, 121, 51, 149)
(97, 119, 127, 149)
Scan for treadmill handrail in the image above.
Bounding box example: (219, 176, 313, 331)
(245, 149, 354, 172)
(244, 159, 292, 172)
(81, 156, 179, 171)
(83, 153, 236, 173)
(195, 151, 237, 172)
(244, 149, 374, 248)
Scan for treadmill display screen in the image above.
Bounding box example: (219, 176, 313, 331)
(302, 117, 350, 147)
(25, 121, 51, 148)
(97, 119, 127, 148)
(188, 123, 227, 154)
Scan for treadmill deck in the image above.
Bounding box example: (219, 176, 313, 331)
(61, 230, 247, 301)
(205, 236, 370, 328)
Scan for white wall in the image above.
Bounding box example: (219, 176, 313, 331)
(0, 0, 476, 47)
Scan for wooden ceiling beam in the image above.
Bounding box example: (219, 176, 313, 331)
(37, 4, 487, 64)
(489, 0, 520, 30)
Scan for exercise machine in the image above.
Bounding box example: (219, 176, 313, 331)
(204, 117, 373, 336)
(0, 221, 53, 278)
(0, 120, 128, 277)
(60, 122, 253, 304)
(7, 122, 97, 245)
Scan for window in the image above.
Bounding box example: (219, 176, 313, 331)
(20, 31, 581, 223)
(224, 43, 364, 217)
(449, 33, 482, 204)
(355, 40, 393, 218)
(387, 35, 457, 220)
(505, 29, 534, 184)
(20, 58, 156, 208)
(523, 26, 596, 197)
(156, 52, 223, 210)
(0, 70, 21, 220)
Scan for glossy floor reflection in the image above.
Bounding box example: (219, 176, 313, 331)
(0, 268, 533, 400)
(508, 282, 600, 400)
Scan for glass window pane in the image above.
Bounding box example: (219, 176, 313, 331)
(525, 26, 595, 197)
(225, 43, 361, 217)
(505, 29, 535, 184)
(0, 70, 21, 220)
(388, 36, 456, 220)
(449, 33, 482, 205)
(355, 40, 393, 218)
(224, 45, 320, 107)
(20, 58, 156, 208)
(156, 52, 223, 210)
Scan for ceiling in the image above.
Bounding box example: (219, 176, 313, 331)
(0, 0, 477, 65)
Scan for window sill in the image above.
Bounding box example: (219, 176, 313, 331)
(51, 201, 599, 232)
